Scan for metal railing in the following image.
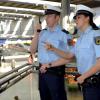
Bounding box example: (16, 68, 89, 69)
(0, 63, 79, 94)
(0, 63, 38, 93)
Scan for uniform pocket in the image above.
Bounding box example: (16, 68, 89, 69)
(80, 39, 91, 49)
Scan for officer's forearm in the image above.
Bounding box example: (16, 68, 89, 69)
(81, 58, 100, 80)
(53, 48, 74, 60)
(30, 33, 39, 54)
(49, 58, 70, 67)
(30, 23, 41, 54)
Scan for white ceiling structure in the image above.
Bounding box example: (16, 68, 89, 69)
(0, 0, 99, 38)
(0, 0, 99, 19)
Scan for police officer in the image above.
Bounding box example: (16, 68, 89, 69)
(28, 4, 70, 100)
(45, 5, 100, 100)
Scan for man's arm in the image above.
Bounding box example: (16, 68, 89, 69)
(40, 58, 71, 73)
(49, 58, 71, 67)
(53, 48, 74, 60)
(30, 23, 42, 54)
(45, 42, 74, 59)
(28, 35, 39, 64)
(28, 24, 41, 64)
(30, 33, 39, 54)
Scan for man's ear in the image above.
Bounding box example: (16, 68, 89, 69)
(86, 16, 90, 21)
(56, 15, 60, 21)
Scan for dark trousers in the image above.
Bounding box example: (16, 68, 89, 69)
(39, 72, 67, 100)
(82, 83, 100, 100)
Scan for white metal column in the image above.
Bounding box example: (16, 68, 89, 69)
(61, 0, 70, 30)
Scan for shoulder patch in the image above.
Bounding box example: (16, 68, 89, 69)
(94, 36, 100, 45)
(62, 29, 70, 34)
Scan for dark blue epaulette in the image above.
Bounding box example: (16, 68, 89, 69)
(42, 28, 47, 31)
(37, 28, 47, 32)
(62, 29, 70, 34)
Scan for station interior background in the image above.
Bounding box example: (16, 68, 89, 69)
(0, 0, 100, 100)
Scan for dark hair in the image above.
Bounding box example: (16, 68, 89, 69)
(82, 13, 99, 30)
(89, 16, 99, 30)
(73, 27, 77, 35)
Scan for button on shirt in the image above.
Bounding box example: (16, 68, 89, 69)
(71, 26, 100, 74)
(38, 25, 68, 64)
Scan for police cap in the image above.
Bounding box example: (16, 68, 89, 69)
(74, 5, 95, 19)
(44, 4, 61, 15)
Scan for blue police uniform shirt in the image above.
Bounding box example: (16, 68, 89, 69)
(38, 25, 69, 64)
(71, 26, 100, 74)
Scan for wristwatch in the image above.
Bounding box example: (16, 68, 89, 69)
(30, 54, 33, 59)
(48, 63, 52, 68)
(37, 29, 41, 33)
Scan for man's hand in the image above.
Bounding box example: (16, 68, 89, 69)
(40, 64, 50, 73)
(28, 54, 35, 64)
(45, 42, 55, 51)
(34, 23, 42, 34)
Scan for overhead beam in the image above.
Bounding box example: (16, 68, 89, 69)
(0, 0, 75, 7)
(0, 0, 61, 6)
(0, 17, 19, 20)
(0, 6, 44, 15)
(71, 0, 92, 4)
(0, 12, 33, 18)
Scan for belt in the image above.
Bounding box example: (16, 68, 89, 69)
(82, 73, 100, 87)
(39, 63, 65, 76)
(74, 73, 100, 90)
